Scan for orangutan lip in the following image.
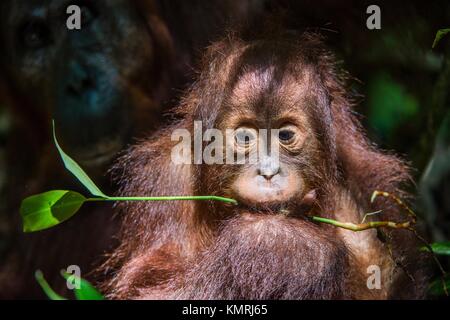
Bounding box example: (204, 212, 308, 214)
(234, 194, 287, 211)
(234, 189, 317, 218)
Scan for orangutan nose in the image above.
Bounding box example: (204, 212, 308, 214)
(258, 155, 280, 180)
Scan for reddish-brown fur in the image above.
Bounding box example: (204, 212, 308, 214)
(0, 1, 264, 299)
(101, 33, 428, 300)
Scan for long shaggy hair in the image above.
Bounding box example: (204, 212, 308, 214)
(99, 32, 429, 300)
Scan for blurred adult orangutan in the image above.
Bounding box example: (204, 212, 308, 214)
(0, 0, 263, 298)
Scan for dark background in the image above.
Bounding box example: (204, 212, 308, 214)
(0, 0, 449, 299)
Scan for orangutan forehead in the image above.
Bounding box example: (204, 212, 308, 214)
(227, 63, 319, 116)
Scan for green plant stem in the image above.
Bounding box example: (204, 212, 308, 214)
(86, 195, 238, 205)
(311, 216, 411, 231)
(34, 270, 66, 300)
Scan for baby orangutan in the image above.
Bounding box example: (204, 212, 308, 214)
(100, 33, 428, 299)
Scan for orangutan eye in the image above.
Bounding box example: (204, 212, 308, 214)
(20, 20, 51, 49)
(279, 129, 295, 143)
(278, 123, 302, 146)
(235, 127, 257, 146)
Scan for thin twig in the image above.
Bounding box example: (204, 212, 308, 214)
(311, 190, 448, 296)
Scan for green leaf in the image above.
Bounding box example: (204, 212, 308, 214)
(20, 190, 86, 232)
(19, 121, 238, 233)
(420, 242, 450, 256)
(52, 120, 107, 198)
(428, 275, 450, 296)
(432, 28, 450, 49)
(61, 271, 104, 300)
(35, 270, 67, 300)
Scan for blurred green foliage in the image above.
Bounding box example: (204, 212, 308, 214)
(432, 29, 450, 49)
(35, 270, 104, 300)
(367, 72, 419, 139)
(424, 242, 450, 296)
